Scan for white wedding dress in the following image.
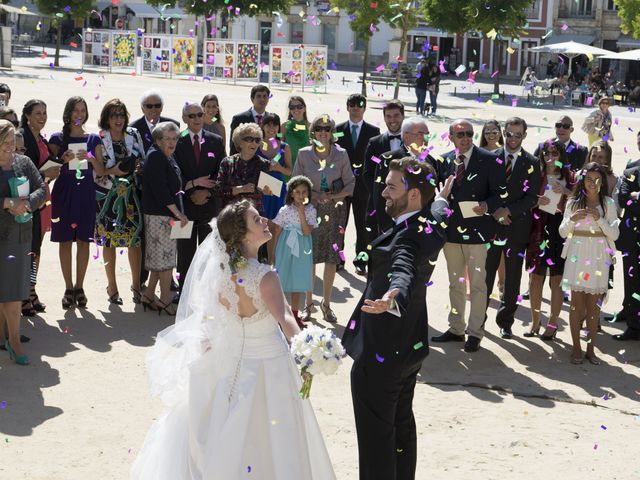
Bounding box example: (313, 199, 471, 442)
(131, 225, 336, 480)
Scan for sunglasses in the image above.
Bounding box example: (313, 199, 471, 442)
(505, 131, 524, 139)
(484, 129, 500, 135)
(289, 104, 304, 110)
(555, 122, 572, 129)
(110, 112, 126, 119)
(187, 112, 204, 119)
(242, 136, 262, 143)
(16, 147, 26, 154)
(453, 131, 473, 139)
(544, 150, 560, 157)
(347, 102, 365, 108)
(144, 103, 162, 109)
(314, 126, 332, 133)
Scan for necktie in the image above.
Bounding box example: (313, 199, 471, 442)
(256, 114, 263, 127)
(389, 135, 401, 140)
(193, 134, 201, 166)
(351, 124, 359, 148)
(455, 155, 466, 185)
(505, 154, 513, 181)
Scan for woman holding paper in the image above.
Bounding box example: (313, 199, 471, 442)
(19, 99, 57, 316)
(215, 122, 273, 215)
(292, 115, 355, 323)
(524, 140, 575, 340)
(48, 97, 104, 310)
(141, 122, 187, 316)
(0, 120, 46, 365)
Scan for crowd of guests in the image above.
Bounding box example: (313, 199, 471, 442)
(0, 82, 638, 367)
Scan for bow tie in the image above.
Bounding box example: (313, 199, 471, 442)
(389, 135, 401, 140)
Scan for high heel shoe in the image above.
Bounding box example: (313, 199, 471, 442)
(523, 326, 540, 338)
(141, 294, 159, 312)
(156, 300, 177, 316)
(131, 286, 142, 304)
(106, 287, 123, 305)
(585, 353, 601, 365)
(5, 340, 29, 366)
(29, 287, 46, 312)
(75, 288, 88, 308)
(541, 328, 558, 341)
(62, 289, 75, 310)
(21, 299, 36, 317)
(320, 302, 337, 323)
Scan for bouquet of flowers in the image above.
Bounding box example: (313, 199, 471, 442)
(290, 325, 346, 399)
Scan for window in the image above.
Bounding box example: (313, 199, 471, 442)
(523, 0, 541, 19)
(355, 33, 366, 52)
(291, 22, 303, 43)
(570, 0, 593, 16)
(322, 23, 336, 52)
(606, 0, 618, 10)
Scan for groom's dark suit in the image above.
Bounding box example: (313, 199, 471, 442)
(343, 198, 448, 480)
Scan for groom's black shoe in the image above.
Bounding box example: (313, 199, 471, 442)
(613, 328, 640, 341)
(499, 327, 513, 339)
(464, 336, 481, 352)
(431, 330, 465, 342)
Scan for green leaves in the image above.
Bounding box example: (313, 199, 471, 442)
(613, 0, 640, 39)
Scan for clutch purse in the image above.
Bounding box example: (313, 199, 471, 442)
(330, 178, 344, 194)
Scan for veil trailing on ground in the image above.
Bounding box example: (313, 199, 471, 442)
(145, 219, 242, 406)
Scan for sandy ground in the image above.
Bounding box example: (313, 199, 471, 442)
(0, 50, 639, 479)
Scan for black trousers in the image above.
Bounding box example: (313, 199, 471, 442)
(177, 219, 212, 290)
(621, 246, 640, 330)
(345, 191, 370, 265)
(351, 362, 420, 480)
(485, 239, 527, 329)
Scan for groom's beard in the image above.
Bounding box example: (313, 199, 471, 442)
(385, 193, 409, 219)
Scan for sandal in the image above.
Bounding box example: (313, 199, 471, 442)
(107, 287, 123, 305)
(320, 302, 337, 323)
(156, 300, 177, 316)
(29, 287, 46, 312)
(21, 299, 36, 317)
(141, 293, 159, 312)
(75, 288, 88, 308)
(523, 325, 540, 338)
(585, 353, 601, 365)
(299, 303, 315, 322)
(131, 286, 142, 304)
(62, 289, 75, 310)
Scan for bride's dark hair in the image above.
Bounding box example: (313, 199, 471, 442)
(217, 199, 253, 272)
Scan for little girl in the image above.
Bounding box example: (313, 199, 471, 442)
(272, 176, 316, 328)
(559, 162, 619, 365)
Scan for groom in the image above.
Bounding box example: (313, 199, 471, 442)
(343, 156, 451, 480)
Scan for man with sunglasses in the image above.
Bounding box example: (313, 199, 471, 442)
(131, 90, 180, 155)
(174, 102, 227, 293)
(229, 84, 280, 155)
(432, 119, 505, 353)
(484, 117, 541, 341)
(130, 90, 180, 292)
(534, 116, 587, 171)
(336, 93, 382, 275)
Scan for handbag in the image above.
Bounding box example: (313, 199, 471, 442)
(330, 178, 344, 194)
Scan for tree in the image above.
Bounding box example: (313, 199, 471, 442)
(387, 6, 421, 99)
(614, 0, 640, 39)
(147, 0, 292, 38)
(35, 0, 95, 67)
(422, 0, 532, 93)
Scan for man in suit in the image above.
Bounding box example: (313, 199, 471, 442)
(174, 102, 227, 292)
(484, 117, 541, 340)
(361, 101, 404, 245)
(613, 132, 640, 340)
(366, 116, 436, 236)
(534, 115, 588, 171)
(130, 89, 180, 155)
(343, 157, 451, 480)
(229, 84, 280, 155)
(335, 93, 382, 275)
(431, 119, 505, 353)
(129, 89, 180, 291)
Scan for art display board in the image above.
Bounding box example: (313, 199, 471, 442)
(269, 44, 328, 92)
(82, 29, 138, 73)
(141, 34, 173, 76)
(172, 36, 197, 76)
(202, 40, 260, 83)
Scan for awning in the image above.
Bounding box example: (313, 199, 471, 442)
(544, 34, 595, 46)
(157, 6, 185, 19)
(0, 4, 39, 16)
(408, 26, 450, 38)
(617, 35, 640, 48)
(6, 0, 43, 15)
(125, 2, 162, 18)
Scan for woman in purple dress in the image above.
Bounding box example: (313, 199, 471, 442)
(48, 97, 104, 309)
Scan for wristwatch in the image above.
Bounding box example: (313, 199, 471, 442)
(7, 199, 15, 209)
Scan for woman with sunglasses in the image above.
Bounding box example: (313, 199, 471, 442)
(18, 99, 58, 316)
(201, 94, 226, 147)
(281, 96, 310, 179)
(525, 140, 575, 339)
(292, 115, 355, 323)
(479, 120, 504, 153)
(215, 122, 273, 215)
(94, 99, 145, 305)
(582, 96, 614, 147)
(0, 107, 19, 128)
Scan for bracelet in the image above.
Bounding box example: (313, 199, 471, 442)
(7, 199, 15, 209)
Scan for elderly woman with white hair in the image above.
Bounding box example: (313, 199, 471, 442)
(130, 89, 180, 155)
(141, 122, 188, 316)
(215, 122, 273, 214)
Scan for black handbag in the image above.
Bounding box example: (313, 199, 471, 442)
(330, 178, 344, 194)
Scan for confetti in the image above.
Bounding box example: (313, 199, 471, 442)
(375, 353, 385, 363)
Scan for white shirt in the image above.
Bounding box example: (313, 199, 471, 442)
(458, 147, 474, 168)
(188, 129, 203, 144)
(145, 117, 156, 133)
(504, 147, 522, 169)
(394, 209, 421, 226)
(388, 130, 402, 151)
(251, 107, 265, 123)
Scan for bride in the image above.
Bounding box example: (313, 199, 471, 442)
(131, 199, 336, 479)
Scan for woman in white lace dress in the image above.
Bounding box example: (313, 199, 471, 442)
(131, 199, 336, 479)
(559, 163, 619, 365)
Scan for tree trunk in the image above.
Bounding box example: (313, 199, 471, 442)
(54, 22, 61, 67)
(393, 23, 408, 99)
(493, 40, 501, 95)
(361, 36, 370, 97)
